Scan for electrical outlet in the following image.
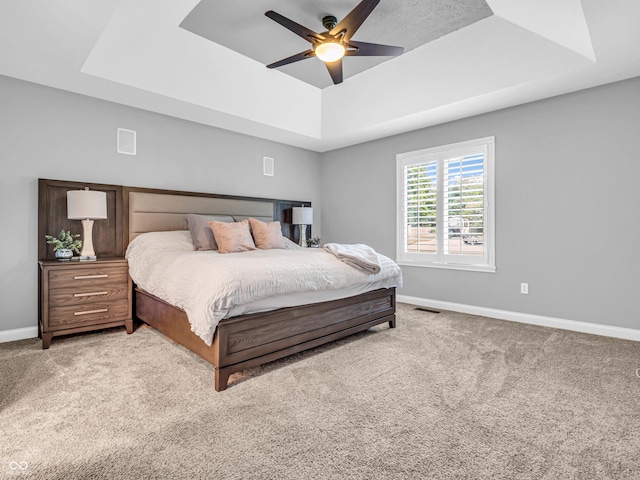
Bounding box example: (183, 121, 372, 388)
(520, 283, 529, 294)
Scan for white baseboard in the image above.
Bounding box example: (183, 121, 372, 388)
(0, 326, 38, 344)
(3, 298, 638, 344)
(397, 295, 640, 342)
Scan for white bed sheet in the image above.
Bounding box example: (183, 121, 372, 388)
(125, 231, 402, 346)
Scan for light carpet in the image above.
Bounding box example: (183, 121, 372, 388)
(1, 303, 640, 479)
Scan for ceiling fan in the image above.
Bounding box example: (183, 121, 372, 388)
(265, 0, 404, 85)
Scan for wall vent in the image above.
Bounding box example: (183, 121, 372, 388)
(263, 157, 274, 176)
(117, 128, 136, 155)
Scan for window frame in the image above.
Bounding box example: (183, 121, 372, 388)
(396, 136, 496, 273)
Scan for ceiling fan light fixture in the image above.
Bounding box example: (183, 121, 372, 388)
(265, 0, 404, 84)
(315, 41, 346, 63)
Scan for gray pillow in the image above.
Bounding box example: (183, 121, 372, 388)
(186, 214, 235, 250)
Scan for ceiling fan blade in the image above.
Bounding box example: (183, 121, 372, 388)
(266, 49, 315, 69)
(346, 40, 404, 57)
(325, 59, 343, 85)
(329, 0, 380, 43)
(265, 11, 325, 43)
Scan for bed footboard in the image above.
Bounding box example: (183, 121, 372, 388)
(135, 287, 396, 391)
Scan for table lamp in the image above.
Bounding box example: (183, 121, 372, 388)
(292, 206, 313, 247)
(67, 188, 107, 260)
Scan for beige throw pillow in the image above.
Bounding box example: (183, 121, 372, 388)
(209, 219, 256, 253)
(249, 218, 286, 250)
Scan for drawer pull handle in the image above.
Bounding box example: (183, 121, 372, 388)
(74, 308, 108, 316)
(74, 274, 109, 280)
(74, 291, 109, 298)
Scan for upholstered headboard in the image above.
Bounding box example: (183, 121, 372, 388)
(126, 191, 275, 242)
(38, 179, 311, 260)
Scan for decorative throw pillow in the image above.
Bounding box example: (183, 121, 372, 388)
(186, 214, 235, 251)
(209, 219, 256, 253)
(248, 218, 286, 250)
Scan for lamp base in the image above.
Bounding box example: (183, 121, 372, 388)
(78, 255, 97, 261)
(79, 219, 97, 259)
(299, 224, 308, 247)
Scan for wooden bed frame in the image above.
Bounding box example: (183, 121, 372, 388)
(39, 179, 397, 391)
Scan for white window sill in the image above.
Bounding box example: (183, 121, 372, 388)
(397, 260, 496, 273)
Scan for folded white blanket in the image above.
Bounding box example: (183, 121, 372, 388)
(323, 243, 382, 275)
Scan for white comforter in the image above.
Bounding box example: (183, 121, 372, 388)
(126, 231, 403, 345)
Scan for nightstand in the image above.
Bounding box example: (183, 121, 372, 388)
(38, 257, 133, 349)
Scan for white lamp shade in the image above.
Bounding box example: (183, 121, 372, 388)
(67, 189, 107, 220)
(292, 207, 313, 225)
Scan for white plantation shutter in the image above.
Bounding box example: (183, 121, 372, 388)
(397, 137, 495, 272)
(442, 153, 484, 257)
(403, 160, 437, 254)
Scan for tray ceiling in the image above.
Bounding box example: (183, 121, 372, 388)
(180, 0, 494, 88)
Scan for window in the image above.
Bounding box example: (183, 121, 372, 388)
(396, 137, 495, 272)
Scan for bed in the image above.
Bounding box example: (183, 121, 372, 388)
(38, 180, 401, 391)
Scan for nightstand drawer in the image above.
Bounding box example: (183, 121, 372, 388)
(48, 299, 131, 329)
(48, 266, 128, 290)
(48, 284, 129, 307)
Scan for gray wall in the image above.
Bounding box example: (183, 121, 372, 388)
(2, 73, 639, 335)
(321, 76, 640, 330)
(0, 75, 321, 332)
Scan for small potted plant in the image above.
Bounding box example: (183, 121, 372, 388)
(306, 236, 321, 248)
(45, 230, 82, 260)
